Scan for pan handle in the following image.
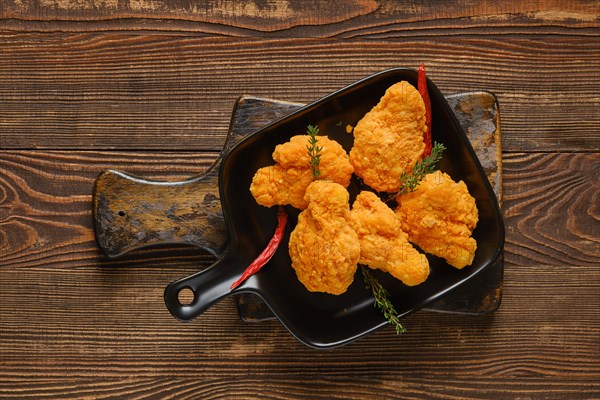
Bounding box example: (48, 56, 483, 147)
(164, 253, 244, 321)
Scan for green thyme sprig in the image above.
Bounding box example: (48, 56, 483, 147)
(361, 266, 406, 335)
(397, 142, 446, 195)
(306, 125, 323, 179)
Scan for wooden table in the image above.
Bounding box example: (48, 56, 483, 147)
(1, 2, 599, 399)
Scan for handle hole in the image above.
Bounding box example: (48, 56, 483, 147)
(177, 287, 195, 306)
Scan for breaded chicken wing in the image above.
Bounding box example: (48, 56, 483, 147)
(349, 81, 426, 193)
(350, 191, 429, 286)
(288, 181, 360, 295)
(250, 135, 353, 209)
(396, 171, 479, 269)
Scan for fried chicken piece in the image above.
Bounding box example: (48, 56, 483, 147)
(288, 181, 360, 295)
(249, 165, 313, 210)
(250, 135, 353, 209)
(349, 81, 427, 193)
(396, 171, 479, 269)
(349, 191, 429, 286)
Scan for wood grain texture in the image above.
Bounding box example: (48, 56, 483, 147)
(1, 0, 598, 36)
(503, 152, 600, 266)
(0, 34, 598, 152)
(0, 262, 598, 397)
(0, 150, 216, 268)
(2, 151, 596, 269)
(1, 1, 599, 398)
(1, 150, 599, 399)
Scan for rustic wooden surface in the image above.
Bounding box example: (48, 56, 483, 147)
(1, 1, 599, 399)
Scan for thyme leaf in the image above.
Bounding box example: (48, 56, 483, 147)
(397, 142, 446, 195)
(306, 125, 323, 180)
(361, 266, 406, 335)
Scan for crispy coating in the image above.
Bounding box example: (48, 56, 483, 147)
(350, 191, 429, 286)
(250, 135, 353, 209)
(288, 181, 360, 295)
(349, 81, 427, 193)
(249, 165, 313, 210)
(396, 171, 479, 269)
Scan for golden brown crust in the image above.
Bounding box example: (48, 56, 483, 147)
(288, 181, 360, 295)
(251, 82, 481, 296)
(350, 191, 429, 286)
(250, 135, 353, 209)
(349, 81, 426, 193)
(396, 171, 479, 269)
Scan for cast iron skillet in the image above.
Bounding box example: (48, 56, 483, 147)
(164, 68, 505, 349)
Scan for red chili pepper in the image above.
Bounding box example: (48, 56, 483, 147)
(230, 206, 288, 290)
(418, 64, 432, 157)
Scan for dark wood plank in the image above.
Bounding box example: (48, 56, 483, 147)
(1, 150, 597, 272)
(0, 150, 217, 269)
(3, 150, 596, 276)
(0, 376, 598, 400)
(1, 34, 598, 152)
(503, 152, 600, 267)
(0, 263, 598, 399)
(1, 150, 599, 399)
(1, 0, 597, 36)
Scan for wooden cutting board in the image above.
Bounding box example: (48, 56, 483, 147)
(93, 91, 503, 319)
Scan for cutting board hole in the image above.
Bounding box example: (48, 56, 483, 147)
(178, 287, 195, 306)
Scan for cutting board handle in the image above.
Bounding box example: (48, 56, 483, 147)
(92, 168, 227, 258)
(92, 96, 303, 258)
